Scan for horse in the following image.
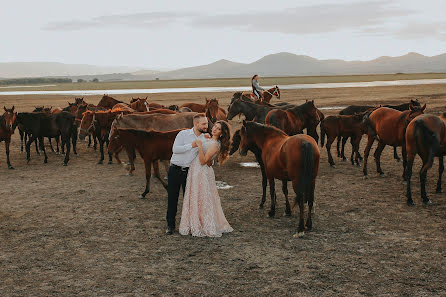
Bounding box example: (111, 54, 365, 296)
(405, 113, 446, 206)
(320, 113, 367, 167)
(108, 128, 186, 198)
(74, 97, 86, 105)
(265, 100, 321, 143)
(227, 98, 292, 123)
(339, 105, 374, 115)
(204, 98, 227, 123)
(97, 94, 126, 109)
(16, 111, 75, 166)
(111, 103, 135, 113)
(241, 86, 281, 103)
(362, 104, 426, 178)
(129, 97, 149, 112)
(0, 106, 17, 169)
(383, 99, 421, 111)
(75, 103, 107, 150)
(239, 121, 320, 238)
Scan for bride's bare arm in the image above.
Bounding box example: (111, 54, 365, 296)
(197, 142, 219, 165)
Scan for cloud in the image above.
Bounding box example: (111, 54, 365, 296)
(393, 23, 446, 41)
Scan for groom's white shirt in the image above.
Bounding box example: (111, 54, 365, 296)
(170, 128, 205, 168)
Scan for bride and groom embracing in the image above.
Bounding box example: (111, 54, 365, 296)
(165, 113, 233, 237)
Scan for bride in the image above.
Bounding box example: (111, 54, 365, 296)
(179, 120, 233, 237)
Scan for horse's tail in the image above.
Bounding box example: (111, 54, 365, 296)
(297, 141, 315, 196)
(320, 121, 326, 147)
(414, 120, 439, 164)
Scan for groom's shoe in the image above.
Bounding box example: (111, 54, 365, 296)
(166, 226, 174, 235)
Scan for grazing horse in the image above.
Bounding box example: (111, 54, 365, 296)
(204, 98, 227, 123)
(405, 113, 446, 206)
(108, 128, 186, 198)
(0, 106, 17, 169)
(241, 86, 281, 103)
(320, 114, 367, 167)
(239, 121, 320, 238)
(97, 95, 126, 109)
(265, 100, 321, 142)
(129, 97, 149, 112)
(362, 104, 426, 178)
(16, 111, 75, 166)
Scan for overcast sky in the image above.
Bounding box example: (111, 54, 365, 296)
(1, 0, 445, 70)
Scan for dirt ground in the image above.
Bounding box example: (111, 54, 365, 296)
(1, 84, 446, 296)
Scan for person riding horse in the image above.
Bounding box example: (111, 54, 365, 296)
(252, 74, 264, 101)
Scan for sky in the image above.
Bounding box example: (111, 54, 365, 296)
(1, 0, 445, 70)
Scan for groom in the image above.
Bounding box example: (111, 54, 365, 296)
(166, 113, 209, 235)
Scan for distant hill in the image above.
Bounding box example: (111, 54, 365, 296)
(135, 52, 446, 80)
(2, 52, 446, 81)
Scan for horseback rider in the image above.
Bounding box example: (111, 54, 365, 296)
(251, 74, 264, 101)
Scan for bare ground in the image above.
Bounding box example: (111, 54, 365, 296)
(1, 84, 446, 296)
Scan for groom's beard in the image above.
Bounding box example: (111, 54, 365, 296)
(198, 128, 208, 134)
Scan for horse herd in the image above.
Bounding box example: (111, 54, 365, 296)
(0, 89, 444, 237)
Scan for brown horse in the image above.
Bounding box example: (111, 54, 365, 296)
(108, 128, 186, 198)
(0, 106, 17, 169)
(129, 98, 149, 112)
(405, 113, 446, 206)
(204, 98, 227, 123)
(362, 104, 426, 178)
(74, 97, 86, 105)
(111, 103, 135, 112)
(320, 114, 367, 167)
(264, 100, 321, 142)
(97, 95, 126, 109)
(241, 86, 281, 103)
(239, 121, 320, 237)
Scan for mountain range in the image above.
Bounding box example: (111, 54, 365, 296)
(1, 52, 446, 81)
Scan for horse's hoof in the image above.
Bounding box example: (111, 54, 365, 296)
(43, 160, 48, 164)
(8, 166, 14, 170)
(293, 232, 305, 238)
(108, 161, 113, 165)
(423, 199, 432, 206)
(62, 163, 67, 166)
(330, 164, 336, 168)
(407, 200, 415, 207)
(139, 194, 146, 199)
(126, 172, 133, 176)
(267, 212, 275, 218)
(379, 173, 385, 177)
(97, 160, 103, 165)
(363, 175, 369, 180)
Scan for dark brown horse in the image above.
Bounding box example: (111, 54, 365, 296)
(204, 98, 227, 123)
(97, 95, 126, 109)
(239, 121, 320, 237)
(265, 100, 321, 142)
(0, 106, 17, 169)
(320, 114, 367, 167)
(108, 128, 186, 198)
(405, 113, 446, 206)
(227, 98, 293, 123)
(362, 104, 426, 178)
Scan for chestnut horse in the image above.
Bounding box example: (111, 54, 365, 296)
(180, 98, 227, 122)
(0, 106, 17, 169)
(129, 98, 149, 112)
(108, 128, 186, 198)
(97, 95, 126, 109)
(320, 113, 367, 167)
(362, 104, 426, 178)
(241, 86, 281, 103)
(239, 121, 320, 238)
(405, 113, 446, 206)
(264, 100, 321, 142)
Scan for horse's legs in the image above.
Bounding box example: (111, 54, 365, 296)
(268, 178, 276, 217)
(420, 155, 434, 205)
(256, 153, 267, 209)
(363, 135, 375, 178)
(125, 147, 136, 175)
(72, 127, 78, 155)
(106, 138, 113, 164)
(152, 160, 168, 189)
(341, 136, 348, 161)
(5, 139, 13, 169)
(19, 130, 24, 152)
(393, 146, 401, 162)
(25, 134, 37, 163)
(282, 180, 291, 216)
(436, 156, 444, 193)
(326, 135, 336, 167)
(34, 137, 40, 155)
(140, 158, 152, 198)
(39, 137, 48, 164)
(62, 133, 71, 166)
(336, 136, 341, 157)
(294, 192, 305, 238)
(402, 143, 408, 181)
(405, 151, 416, 206)
(373, 141, 386, 176)
(98, 137, 105, 164)
(306, 181, 316, 231)
(352, 136, 361, 166)
(88, 134, 92, 147)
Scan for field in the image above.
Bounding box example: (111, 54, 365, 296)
(2, 72, 446, 92)
(1, 83, 446, 296)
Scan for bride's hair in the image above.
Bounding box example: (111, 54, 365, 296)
(216, 120, 231, 165)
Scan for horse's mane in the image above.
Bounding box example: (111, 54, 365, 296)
(118, 127, 185, 138)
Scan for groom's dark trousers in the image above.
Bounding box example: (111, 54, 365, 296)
(166, 164, 189, 228)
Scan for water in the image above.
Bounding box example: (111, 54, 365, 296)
(0, 84, 57, 89)
(240, 162, 261, 168)
(1, 78, 446, 96)
(318, 106, 346, 110)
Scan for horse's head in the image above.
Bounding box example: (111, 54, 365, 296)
(239, 120, 259, 156)
(74, 97, 85, 105)
(79, 110, 95, 140)
(130, 98, 149, 112)
(3, 106, 16, 133)
(303, 100, 320, 125)
(107, 127, 122, 154)
(273, 86, 281, 99)
(33, 106, 44, 112)
(227, 98, 243, 120)
(205, 98, 219, 123)
(229, 92, 242, 111)
(63, 102, 78, 115)
(408, 103, 426, 122)
(410, 99, 421, 107)
(44, 107, 52, 114)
